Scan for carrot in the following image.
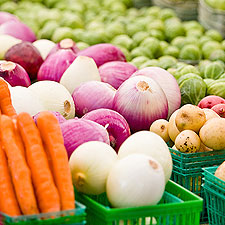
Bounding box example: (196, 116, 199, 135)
(37, 111, 75, 210)
(0, 115, 39, 215)
(0, 79, 16, 117)
(17, 112, 60, 213)
(0, 112, 21, 216)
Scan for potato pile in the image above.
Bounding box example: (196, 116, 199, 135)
(150, 104, 225, 153)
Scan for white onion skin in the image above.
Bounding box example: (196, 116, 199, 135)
(132, 67, 181, 118)
(106, 154, 165, 208)
(113, 76, 168, 132)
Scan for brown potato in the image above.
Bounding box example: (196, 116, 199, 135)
(150, 119, 170, 142)
(215, 161, 225, 182)
(199, 118, 225, 150)
(175, 130, 201, 153)
(202, 108, 220, 122)
(175, 104, 206, 133)
(168, 110, 180, 142)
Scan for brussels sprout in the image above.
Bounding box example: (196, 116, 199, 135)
(209, 49, 225, 63)
(118, 46, 131, 61)
(76, 42, 89, 50)
(179, 76, 207, 106)
(171, 36, 186, 50)
(139, 59, 159, 69)
(186, 29, 203, 39)
(149, 29, 165, 41)
(132, 31, 149, 48)
(176, 62, 189, 71)
(60, 12, 84, 29)
(131, 56, 149, 68)
(202, 41, 222, 59)
(52, 27, 74, 43)
(111, 34, 133, 51)
(183, 20, 204, 33)
(163, 46, 179, 58)
(219, 73, 225, 79)
(105, 22, 125, 41)
(80, 29, 108, 45)
(146, 6, 161, 17)
(0, 2, 17, 13)
(72, 29, 85, 42)
(86, 21, 105, 31)
(179, 45, 201, 61)
(178, 73, 202, 85)
(179, 65, 200, 76)
(38, 21, 59, 39)
(222, 40, 225, 50)
(207, 79, 225, 98)
(158, 56, 177, 70)
(110, 2, 126, 13)
(147, 20, 165, 32)
(126, 22, 144, 37)
(167, 68, 179, 78)
(204, 78, 215, 87)
(165, 18, 185, 41)
(140, 37, 160, 57)
(205, 29, 223, 42)
(159, 8, 176, 21)
(183, 37, 200, 47)
(199, 36, 212, 47)
(198, 60, 211, 77)
(130, 47, 153, 59)
(204, 61, 225, 79)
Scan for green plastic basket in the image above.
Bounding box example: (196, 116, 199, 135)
(0, 201, 86, 225)
(203, 166, 225, 225)
(76, 180, 203, 225)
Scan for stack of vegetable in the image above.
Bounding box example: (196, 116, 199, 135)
(0, 79, 75, 217)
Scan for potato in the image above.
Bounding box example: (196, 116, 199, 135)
(199, 118, 225, 150)
(202, 108, 220, 121)
(175, 130, 201, 153)
(175, 104, 206, 133)
(215, 161, 225, 182)
(168, 110, 180, 142)
(197, 141, 213, 152)
(150, 119, 170, 142)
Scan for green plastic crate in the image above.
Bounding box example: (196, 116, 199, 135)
(76, 180, 203, 225)
(203, 166, 225, 225)
(0, 201, 86, 225)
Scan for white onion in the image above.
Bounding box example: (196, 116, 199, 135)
(113, 75, 168, 132)
(32, 39, 55, 60)
(106, 154, 165, 208)
(0, 35, 21, 59)
(69, 141, 118, 195)
(28, 81, 75, 119)
(60, 56, 101, 94)
(118, 131, 172, 183)
(10, 86, 45, 116)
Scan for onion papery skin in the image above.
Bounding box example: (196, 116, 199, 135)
(99, 61, 138, 89)
(132, 67, 181, 118)
(0, 61, 31, 87)
(113, 75, 168, 132)
(60, 119, 110, 158)
(76, 44, 126, 67)
(72, 81, 116, 117)
(0, 21, 36, 42)
(82, 108, 131, 152)
(33, 111, 66, 124)
(38, 49, 76, 82)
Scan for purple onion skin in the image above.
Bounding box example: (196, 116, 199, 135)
(47, 40, 80, 58)
(82, 109, 131, 152)
(33, 111, 66, 124)
(99, 61, 138, 89)
(60, 119, 110, 158)
(0, 12, 19, 25)
(72, 81, 116, 117)
(0, 21, 36, 42)
(38, 49, 76, 82)
(76, 44, 126, 67)
(0, 63, 31, 87)
(5, 42, 44, 81)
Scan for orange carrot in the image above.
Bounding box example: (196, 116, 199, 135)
(0, 79, 16, 117)
(0, 112, 21, 216)
(0, 115, 39, 215)
(17, 112, 60, 213)
(37, 111, 75, 210)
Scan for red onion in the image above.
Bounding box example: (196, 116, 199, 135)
(132, 67, 181, 118)
(113, 76, 168, 132)
(82, 109, 131, 152)
(0, 21, 36, 42)
(0, 61, 31, 87)
(76, 44, 126, 67)
(0, 12, 19, 25)
(72, 81, 116, 117)
(47, 38, 79, 58)
(60, 119, 110, 158)
(33, 111, 66, 124)
(99, 61, 138, 89)
(38, 49, 76, 82)
(5, 42, 44, 80)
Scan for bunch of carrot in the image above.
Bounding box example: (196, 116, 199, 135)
(0, 78, 75, 217)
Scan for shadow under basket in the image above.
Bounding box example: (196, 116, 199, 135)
(0, 201, 86, 225)
(76, 180, 203, 225)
